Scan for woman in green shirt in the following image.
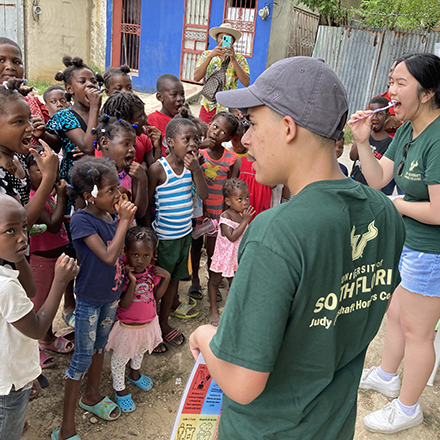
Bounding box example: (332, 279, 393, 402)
(349, 53, 440, 435)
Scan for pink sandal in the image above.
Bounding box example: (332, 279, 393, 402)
(39, 350, 56, 369)
(39, 336, 74, 354)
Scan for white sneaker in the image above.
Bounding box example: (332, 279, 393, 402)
(364, 399, 423, 434)
(359, 366, 401, 398)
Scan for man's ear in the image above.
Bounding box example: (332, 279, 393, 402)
(156, 91, 163, 103)
(284, 115, 297, 143)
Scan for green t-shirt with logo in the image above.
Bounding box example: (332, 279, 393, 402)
(210, 179, 405, 440)
(385, 116, 440, 254)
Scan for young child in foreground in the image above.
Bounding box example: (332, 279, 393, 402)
(208, 178, 254, 325)
(148, 118, 208, 352)
(106, 226, 170, 412)
(54, 157, 137, 440)
(0, 194, 78, 440)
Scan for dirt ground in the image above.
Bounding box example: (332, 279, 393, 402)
(22, 247, 440, 440)
(22, 138, 440, 439)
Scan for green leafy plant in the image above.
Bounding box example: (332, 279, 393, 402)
(354, 0, 440, 30)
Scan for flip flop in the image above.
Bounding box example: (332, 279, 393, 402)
(152, 342, 168, 355)
(188, 284, 203, 300)
(78, 396, 121, 421)
(51, 427, 81, 440)
(127, 373, 153, 391)
(39, 350, 56, 369)
(115, 393, 136, 413)
(39, 336, 74, 354)
(163, 328, 185, 347)
(169, 303, 199, 319)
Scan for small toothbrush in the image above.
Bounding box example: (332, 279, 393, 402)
(353, 102, 395, 122)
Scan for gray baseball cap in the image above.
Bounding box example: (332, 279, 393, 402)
(216, 56, 348, 141)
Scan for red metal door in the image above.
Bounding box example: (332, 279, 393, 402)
(111, 0, 142, 73)
(180, 0, 212, 84)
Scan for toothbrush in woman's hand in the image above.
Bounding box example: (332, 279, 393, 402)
(352, 102, 395, 122)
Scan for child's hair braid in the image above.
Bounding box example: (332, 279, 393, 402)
(69, 157, 118, 202)
(103, 65, 131, 89)
(125, 226, 158, 251)
(222, 177, 248, 199)
(165, 118, 197, 140)
(101, 91, 144, 120)
(211, 111, 239, 137)
(90, 114, 135, 151)
(0, 78, 33, 115)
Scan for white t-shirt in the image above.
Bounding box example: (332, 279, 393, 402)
(0, 265, 40, 394)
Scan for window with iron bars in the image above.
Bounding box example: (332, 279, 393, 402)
(223, 0, 257, 57)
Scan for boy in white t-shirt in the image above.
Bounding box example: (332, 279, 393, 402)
(0, 194, 78, 440)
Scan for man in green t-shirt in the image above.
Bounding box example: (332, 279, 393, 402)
(189, 57, 406, 439)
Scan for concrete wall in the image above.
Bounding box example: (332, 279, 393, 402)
(106, 0, 272, 93)
(266, 0, 296, 68)
(24, 0, 106, 82)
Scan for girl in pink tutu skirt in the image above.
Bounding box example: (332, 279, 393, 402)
(106, 226, 170, 413)
(208, 178, 255, 326)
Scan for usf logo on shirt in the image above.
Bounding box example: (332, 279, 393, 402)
(350, 221, 378, 261)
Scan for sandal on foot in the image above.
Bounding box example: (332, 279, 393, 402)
(127, 373, 153, 391)
(114, 393, 136, 413)
(152, 342, 168, 355)
(51, 428, 81, 440)
(169, 303, 199, 319)
(39, 336, 74, 354)
(78, 396, 121, 421)
(39, 350, 55, 369)
(62, 311, 75, 328)
(163, 328, 185, 347)
(188, 284, 203, 301)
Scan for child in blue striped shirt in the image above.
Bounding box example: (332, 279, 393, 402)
(147, 118, 208, 352)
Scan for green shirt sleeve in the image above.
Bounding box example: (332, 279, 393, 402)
(210, 239, 300, 373)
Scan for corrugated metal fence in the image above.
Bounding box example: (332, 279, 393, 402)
(313, 26, 440, 115)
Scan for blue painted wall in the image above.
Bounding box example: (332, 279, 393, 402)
(106, 0, 272, 93)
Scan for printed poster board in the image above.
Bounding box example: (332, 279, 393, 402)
(170, 354, 223, 440)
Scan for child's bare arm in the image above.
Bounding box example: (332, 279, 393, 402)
(12, 254, 78, 339)
(349, 141, 359, 161)
(15, 257, 36, 299)
(36, 180, 67, 233)
(147, 162, 165, 211)
(82, 201, 137, 266)
(229, 157, 241, 178)
(66, 90, 102, 155)
(129, 161, 148, 217)
(220, 207, 255, 242)
(184, 151, 209, 200)
(153, 266, 171, 301)
(118, 266, 136, 309)
(24, 142, 58, 228)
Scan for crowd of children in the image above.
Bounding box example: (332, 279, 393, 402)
(0, 33, 419, 440)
